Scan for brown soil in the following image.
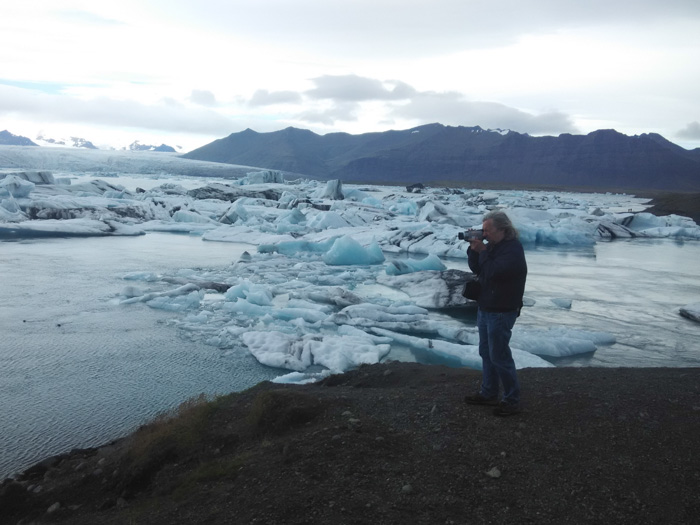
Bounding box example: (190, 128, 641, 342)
(2, 363, 700, 525)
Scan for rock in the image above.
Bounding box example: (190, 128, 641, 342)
(402, 484, 413, 494)
(47, 502, 61, 513)
(485, 467, 502, 478)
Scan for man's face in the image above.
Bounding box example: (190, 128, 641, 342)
(482, 218, 505, 245)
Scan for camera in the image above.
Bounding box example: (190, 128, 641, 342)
(458, 229, 484, 241)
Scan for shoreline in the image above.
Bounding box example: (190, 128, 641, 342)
(3, 363, 700, 524)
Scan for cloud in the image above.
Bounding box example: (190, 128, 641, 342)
(0, 85, 236, 136)
(390, 91, 578, 135)
(248, 89, 302, 106)
(153, 1, 700, 59)
(677, 121, 700, 139)
(296, 75, 577, 135)
(296, 103, 360, 125)
(189, 89, 218, 107)
(306, 75, 416, 102)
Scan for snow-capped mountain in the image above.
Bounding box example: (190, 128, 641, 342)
(35, 134, 98, 149)
(128, 141, 179, 153)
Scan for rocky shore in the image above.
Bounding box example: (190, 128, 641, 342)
(641, 191, 700, 223)
(2, 363, 699, 524)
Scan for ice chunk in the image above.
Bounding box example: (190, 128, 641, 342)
(244, 170, 284, 184)
(241, 331, 390, 373)
(680, 302, 700, 323)
(317, 179, 344, 200)
(306, 211, 351, 230)
(371, 327, 553, 369)
(0, 175, 35, 198)
(322, 235, 385, 265)
(377, 269, 472, 308)
(241, 331, 312, 371)
(385, 254, 446, 275)
(551, 298, 572, 309)
(512, 327, 616, 357)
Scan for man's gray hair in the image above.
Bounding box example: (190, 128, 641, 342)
(483, 210, 519, 240)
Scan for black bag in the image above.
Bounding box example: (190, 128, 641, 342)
(462, 279, 481, 301)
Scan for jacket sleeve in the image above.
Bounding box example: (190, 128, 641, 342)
(467, 246, 481, 274)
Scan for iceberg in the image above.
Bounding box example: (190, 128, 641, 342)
(680, 302, 700, 323)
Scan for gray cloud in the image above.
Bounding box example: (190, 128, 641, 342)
(306, 75, 416, 102)
(189, 89, 218, 107)
(248, 89, 302, 106)
(677, 121, 700, 139)
(296, 103, 360, 125)
(0, 85, 235, 136)
(390, 92, 578, 135)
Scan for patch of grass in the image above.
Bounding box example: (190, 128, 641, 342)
(247, 390, 323, 436)
(120, 394, 221, 494)
(128, 394, 217, 460)
(172, 454, 248, 501)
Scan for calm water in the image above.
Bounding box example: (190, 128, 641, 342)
(0, 234, 280, 478)
(1, 234, 699, 478)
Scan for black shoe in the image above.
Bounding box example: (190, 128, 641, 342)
(464, 393, 498, 405)
(493, 401, 520, 417)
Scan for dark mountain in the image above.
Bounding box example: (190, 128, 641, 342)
(183, 124, 700, 191)
(0, 130, 38, 146)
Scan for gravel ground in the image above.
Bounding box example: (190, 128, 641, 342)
(2, 362, 700, 525)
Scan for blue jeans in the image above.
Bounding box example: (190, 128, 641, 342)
(477, 309, 520, 405)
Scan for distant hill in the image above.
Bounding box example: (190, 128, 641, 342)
(0, 130, 37, 146)
(129, 141, 177, 153)
(182, 124, 700, 191)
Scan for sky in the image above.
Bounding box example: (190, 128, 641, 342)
(1, 0, 700, 152)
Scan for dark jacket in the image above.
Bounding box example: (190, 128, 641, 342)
(467, 238, 527, 313)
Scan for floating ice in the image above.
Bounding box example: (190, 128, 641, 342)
(370, 327, 553, 369)
(551, 298, 573, 309)
(512, 327, 616, 357)
(679, 302, 700, 323)
(240, 331, 390, 373)
(322, 235, 385, 265)
(385, 253, 447, 275)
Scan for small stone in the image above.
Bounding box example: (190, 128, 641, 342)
(383, 369, 392, 376)
(485, 467, 501, 478)
(375, 436, 385, 442)
(402, 484, 413, 494)
(348, 418, 361, 426)
(47, 502, 61, 513)
(332, 434, 342, 441)
(342, 411, 353, 417)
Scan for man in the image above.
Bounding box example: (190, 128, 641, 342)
(464, 210, 527, 416)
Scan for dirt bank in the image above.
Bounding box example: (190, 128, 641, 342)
(2, 363, 699, 524)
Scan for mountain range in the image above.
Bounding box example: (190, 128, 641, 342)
(0, 130, 177, 153)
(183, 124, 700, 191)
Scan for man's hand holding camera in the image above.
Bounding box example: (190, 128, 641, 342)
(459, 229, 486, 253)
